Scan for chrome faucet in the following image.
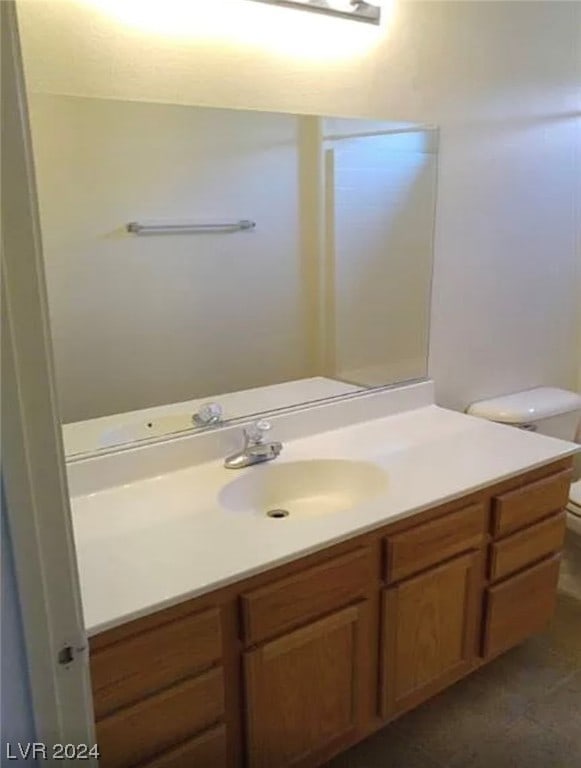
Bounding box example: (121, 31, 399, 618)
(224, 420, 282, 469)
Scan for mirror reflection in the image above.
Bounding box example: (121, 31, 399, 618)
(27, 96, 438, 457)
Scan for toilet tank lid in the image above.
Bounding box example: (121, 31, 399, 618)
(467, 387, 581, 424)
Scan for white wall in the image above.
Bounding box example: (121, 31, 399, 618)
(19, 0, 581, 411)
(29, 96, 305, 422)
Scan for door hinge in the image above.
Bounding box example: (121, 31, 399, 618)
(57, 642, 88, 666)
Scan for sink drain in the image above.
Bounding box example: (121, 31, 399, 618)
(266, 509, 290, 519)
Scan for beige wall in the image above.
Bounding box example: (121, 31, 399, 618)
(19, 0, 581, 411)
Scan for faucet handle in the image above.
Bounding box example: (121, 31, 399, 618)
(244, 419, 271, 445)
(192, 402, 223, 427)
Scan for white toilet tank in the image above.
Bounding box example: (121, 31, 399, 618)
(467, 387, 581, 440)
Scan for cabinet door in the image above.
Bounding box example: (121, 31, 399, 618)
(381, 551, 482, 718)
(244, 603, 369, 768)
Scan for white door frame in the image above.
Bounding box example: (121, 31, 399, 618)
(1, 1, 96, 758)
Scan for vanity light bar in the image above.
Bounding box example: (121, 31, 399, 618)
(126, 220, 256, 235)
(250, 0, 381, 25)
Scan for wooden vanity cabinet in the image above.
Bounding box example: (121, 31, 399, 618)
(481, 469, 570, 660)
(91, 607, 222, 719)
(488, 512, 566, 583)
(490, 468, 571, 537)
(379, 500, 488, 717)
(240, 547, 375, 646)
(483, 554, 561, 658)
(381, 551, 483, 718)
(90, 606, 228, 768)
(241, 546, 378, 768)
(89, 458, 572, 768)
(245, 602, 372, 768)
(137, 726, 227, 768)
(95, 669, 225, 768)
(383, 502, 488, 584)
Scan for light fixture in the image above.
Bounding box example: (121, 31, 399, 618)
(72, 0, 392, 61)
(250, 0, 381, 25)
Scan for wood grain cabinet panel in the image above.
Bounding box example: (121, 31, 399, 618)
(489, 513, 566, 582)
(241, 547, 374, 645)
(492, 470, 572, 537)
(483, 555, 561, 658)
(96, 668, 224, 768)
(244, 604, 369, 768)
(138, 725, 227, 768)
(91, 608, 222, 719)
(384, 503, 487, 583)
(381, 551, 482, 718)
(88, 461, 572, 768)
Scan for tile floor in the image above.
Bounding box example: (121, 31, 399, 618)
(326, 592, 581, 768)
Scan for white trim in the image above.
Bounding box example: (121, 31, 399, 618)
(1, 1, 96, 758)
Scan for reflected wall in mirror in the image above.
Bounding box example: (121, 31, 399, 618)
(28, 96, 438, 457)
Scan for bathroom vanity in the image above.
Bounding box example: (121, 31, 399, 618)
(69, 393, 577, 768)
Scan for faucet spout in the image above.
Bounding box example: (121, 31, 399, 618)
(224, 420, 283, 469)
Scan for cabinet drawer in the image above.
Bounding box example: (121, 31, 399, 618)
(241, 547, 374, 645)
(492, 470, 571, 538)
(96, 668, 224, 768)
(91, 607, 222, 719)
(384, 503, 487, 583)
(489, 513, 566, 582)
(139, 725, 227, 768)
(482, 555, 560, 658)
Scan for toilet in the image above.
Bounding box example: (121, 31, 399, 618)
(467, 387, 581, 537)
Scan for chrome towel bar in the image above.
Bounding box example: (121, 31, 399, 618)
(126, 220, 256, 235)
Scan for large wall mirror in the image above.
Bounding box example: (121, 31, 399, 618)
(21, 0, 438, 458)
(26, 97, 438, 457)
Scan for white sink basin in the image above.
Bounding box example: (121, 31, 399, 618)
(218, 459, 388, 518)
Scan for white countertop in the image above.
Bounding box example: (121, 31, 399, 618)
(71, 404, 578, 636)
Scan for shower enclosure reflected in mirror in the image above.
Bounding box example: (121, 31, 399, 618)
(27, 96, 438, 457)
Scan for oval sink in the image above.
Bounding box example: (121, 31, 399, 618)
(218, 459, 388, 518)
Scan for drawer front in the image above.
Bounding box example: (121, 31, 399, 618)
(96, 668, 224, 768)
(139, 725, 227, 768)
(384, 503, 488, 583)
(483, 555, 560, 658)
(490, 513, 566, 582)
(241, 547, 374, 645)
(492, 470, 571, 538)
(91, 608, 222, 719)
